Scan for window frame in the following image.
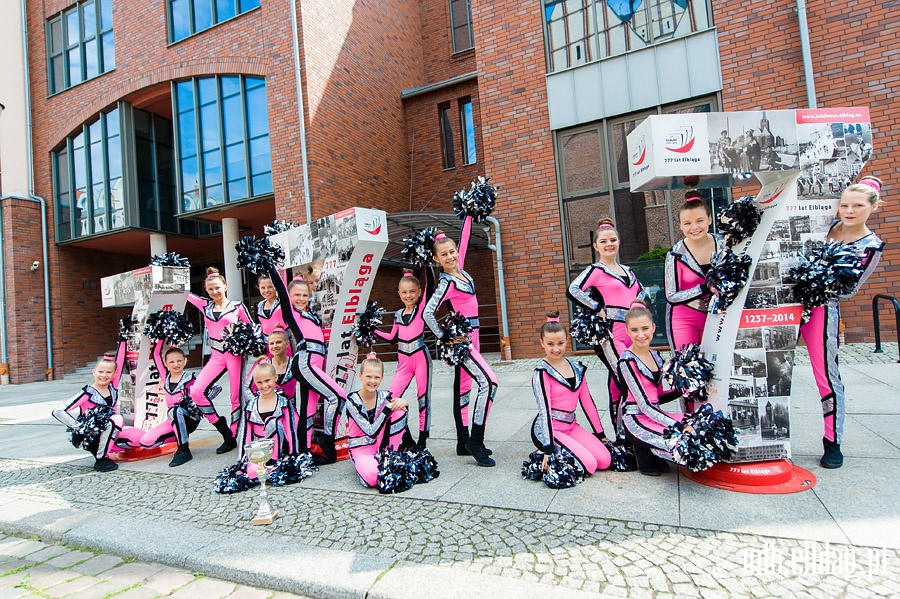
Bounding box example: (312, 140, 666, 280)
(46, 0, 114, 95)
(438, 102, 456, 170)
(458, 98, 477, 166)
(449, 0, 474, 53)
(167, 0, 261, 44)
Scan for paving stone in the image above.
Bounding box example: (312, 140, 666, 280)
(143, 569, 197, 594)
(44, 574, 103, 598)
(21, 546, 68, 564)
(45, 550, 94, 569)
(13, 565, 73, 590)
(0, 541, 46, 559)
(69, 554, 123, 576)
(114, 586, 163, 599)
(170, 577, 237, 599)
(225, 587, 272, 599)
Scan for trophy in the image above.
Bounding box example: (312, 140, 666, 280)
(245, 439, 278, 525)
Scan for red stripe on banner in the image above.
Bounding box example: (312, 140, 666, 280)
(739, 306, 804, 328)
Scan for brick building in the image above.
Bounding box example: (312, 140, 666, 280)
(0, 0, 896, 382)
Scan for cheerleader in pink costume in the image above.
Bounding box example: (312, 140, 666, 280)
(799, 176, 885, 469)
(617, 302, 691, 476)
(567, 218, 647, 429)
(531, 311, 611, 474)
(373, 268, 433, 449)
(186, 267, 252, 451)
(423, 217, 498, 467)
(237, 363, 300, 479)
(255, 273, 290, 357)
(52, 341, 141, 471)
(267, 266, 347, 464)
(344, 354, 411, 487)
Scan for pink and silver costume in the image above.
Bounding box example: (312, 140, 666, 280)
(186, 294, 253, 432)
(255, 297, 291, 358)
(531, 359, 611, 474)
(345, 389, 409, 487)
(423, 215, 498, 448)
(664, 235, 724, 350)
(139, 340, 201, 448)
(799, 225, 884, 445)
(617, 349, 685, 459)
(236, 388, 300, 463)
(567, 262, 647, 427)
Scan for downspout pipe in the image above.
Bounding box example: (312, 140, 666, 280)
(484, 216, 510, 359)
(796, 0, 817, 108)
(289, 0, 313, 223)
(0, 203, 6, 370)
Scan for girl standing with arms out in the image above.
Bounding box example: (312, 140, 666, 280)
(373, 269, 434, 449)
(267, 266, 347, 464)
(255, 274, 289, 356)
(186, 267, 252, 452)
(567, 218, 647, 430)
(237, 363, 301, 479)
(531, 311, 611, 475)
(664, 195, 725, 350)
(344, 353, 411, 488)
(423, 218, 499, 467)
(617, 302, 691, 476)
(52, 342, 140, 471)
(799, 176, 885, 469)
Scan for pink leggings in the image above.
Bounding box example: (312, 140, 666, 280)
(388, 349, 431, 433)
(350, 410, 408, 487)
(294, 350, 347, 447)
(593, 321, 632, 429)
(191, 350, 243, 432)
(533, 419, 611, 474)
(453, 349, 498, 433)
(799, 303, 843, 443)
(666, 304, 708, 350)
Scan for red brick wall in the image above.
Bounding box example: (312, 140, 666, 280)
(714, 0, 900, 342)
(417, 0, 477, 83)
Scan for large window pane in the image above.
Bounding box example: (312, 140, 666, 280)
(216, 0, 236, 21)
(82, 1, 97, 38)
(55, 147, 72, 242)
(560, 127, 603, 195)
(48, 1, 113, 94)
(169, 0, 258, 42)
(439, 104, 455, 169)
(193, 0, 213, 32)
(450, 0, 473, 52)
(460, 99, 476, 165)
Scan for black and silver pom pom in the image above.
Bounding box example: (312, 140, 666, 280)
(213, 459, 261, 494)
(788, 241, 863, 308)
(263, 220, 298, 236)
(267, 452, 318, 486)
(175, 396, 202, 420)
(662, 344, 714, 404)
(143, 309, 195, 346)
(400, 227, 438, 268)
(118, 315, 138, 341)
(664, 404, 739, 473)
(522, 451, 545, 481)
(601, 437, 638, 472)
(350, 301, 385, 349)
(406, 448, 440, 484)
(149, 252, 190, 267)
(68, 405, 115, 451)
(222, 322, 268, 357)
(235, 236, 285, 274)
(436, 311, 474, 366)
(717, 196, 761, 247)
(706, 249, 752, 313)
(569, 306, 612, 346)
(376, 448, 416, 494)
(452, 176, 497, 223)
(520, 449, 586, 489)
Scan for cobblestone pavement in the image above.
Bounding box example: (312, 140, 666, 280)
(0, 532, 309, 599)
(2, 459, 898, 598)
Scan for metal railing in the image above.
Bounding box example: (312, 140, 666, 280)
(872, 294, 900, 362)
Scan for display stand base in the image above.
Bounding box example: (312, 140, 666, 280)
(111, 442, 178, 463)
(309, 437, 351, 461)
(681, 459, 816, 494)
(252, 510, 279, 526)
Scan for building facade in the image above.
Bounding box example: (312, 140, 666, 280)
(0, 0, 896, 382)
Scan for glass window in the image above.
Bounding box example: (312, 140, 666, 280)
(168, 0, 259, 43)
(449, 0, 473, 52)
(174, 75, 272, 212)
(459, 99, 476, 165)
(439, 103, 455, 170)
(47, 0, 114, 94)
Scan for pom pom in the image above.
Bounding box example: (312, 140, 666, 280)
(664, 404, 739, 473)
(662, 344, 714, 403)
(436, 312, 474, 366)
(452, 176, 497, 223)
(601, 437, 638, 472)
(266, 452, 318, 486)
(149, 252, 190, 267)
(213, 458, 260, 494)
(706, 249, 752, 313)
(717, 196, 762, 248)
(788, 241, 863, 308)
(236, 236, 285, 274)
(143, 309, 194, 346)
(263, 220, 298, 236)
(118, 315, 138, 341)
(175, 396, 202, 420)
(350, 301, 385, 348)
(520, 449, 586, 489)
(376, 448, 416, 494)
(400, 227, 438, 268)
(405, 448, 440, 484)
(222, 322, 268, 357)
(68, 405, 115, 451)
(569, 306, 612, 346)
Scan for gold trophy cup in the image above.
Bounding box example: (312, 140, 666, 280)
(245, 439, 278, 525)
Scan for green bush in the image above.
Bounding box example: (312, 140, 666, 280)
(636, 245, 670, 261)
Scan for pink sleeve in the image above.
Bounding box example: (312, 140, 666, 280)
(373, 323, 399, 342)
(457, 215, 473, 269)
(152, 339, 165, 378)
(110, 340, 127, 389)
(238, 303, 252, 325)
(578, 377, 605, 436)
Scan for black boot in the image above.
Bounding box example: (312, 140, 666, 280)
(632, 441, 661, 476)
(313, 434, 337, 465)
(465, 425, 495, 467)
(400, 428, 417, 452)
(213, 419, 237, 454)
(417, 431, 429, 450)
(93, 457, 118, 472)
(169, 443, 193, 467)
(821, 437, 843, 469)
(456, 427, 471, 456)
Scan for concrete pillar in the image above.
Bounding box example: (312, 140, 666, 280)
(149, 233, 167, 256)
(222, 217, 243, 302)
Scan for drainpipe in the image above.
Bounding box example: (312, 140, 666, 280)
(484, 216, 511, 360)
(0, 202, 6, 383)
(796, 0, 817, 108)
(289, 0, 313, 223)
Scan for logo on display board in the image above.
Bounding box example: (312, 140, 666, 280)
(664, 126, 695, 153)
(362, 215, 382, 236)
(757, 179, 789, 205)
(162, 304, 173, 311)
(631, 136, 647, 166)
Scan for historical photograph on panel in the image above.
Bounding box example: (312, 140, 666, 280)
(735, 327, 764, 350)
(797, 119, 869, 200)
(767, 219, 790, 243)
(729, 396, 760, 440)
(732, 348, 767, 379)
(760, 395, 790, 441)
(707, 110, 798, 174)
(763, 326, 796, 351)
(765, 350, 794, 397)
(746, 286, 778, 310)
